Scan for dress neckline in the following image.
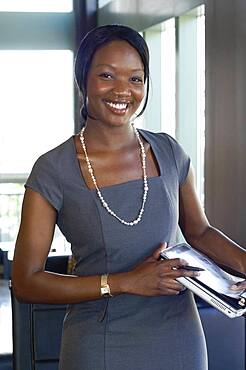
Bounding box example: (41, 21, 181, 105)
(71, 129, 162, 191)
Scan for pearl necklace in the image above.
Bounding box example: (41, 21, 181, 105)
(79, 124, 148, 226)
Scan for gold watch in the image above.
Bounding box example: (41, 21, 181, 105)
(100, 274, 113, 297)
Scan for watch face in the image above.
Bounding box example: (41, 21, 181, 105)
(101, 286, 110, 296)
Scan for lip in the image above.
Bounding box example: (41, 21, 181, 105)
(103, 99, 131, 115)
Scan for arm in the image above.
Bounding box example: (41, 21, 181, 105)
(179, 165, 246, 278)
(12, 188, 102, 304)
(13, 189, 199, 304)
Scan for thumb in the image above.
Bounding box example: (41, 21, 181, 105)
(152, 242, 167, 260)
(231, 281, 246, 291)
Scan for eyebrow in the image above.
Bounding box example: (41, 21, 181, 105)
(95, 63, 144, 72)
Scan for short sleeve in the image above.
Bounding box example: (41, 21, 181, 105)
(166, 135, 191, 185)
(25, 153, 63, 211)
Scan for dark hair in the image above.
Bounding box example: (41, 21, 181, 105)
(74, 24, 150, 121)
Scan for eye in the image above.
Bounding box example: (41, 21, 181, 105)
(98, 72, 113, 80)
(130, 76, 144, 84)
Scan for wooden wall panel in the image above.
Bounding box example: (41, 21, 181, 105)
(205, 0, 246, 246)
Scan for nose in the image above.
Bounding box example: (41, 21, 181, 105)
(112, 80, 131, 98)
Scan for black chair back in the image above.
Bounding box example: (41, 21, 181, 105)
(10, 255, 69, 370)
(10, 288, 67, 370)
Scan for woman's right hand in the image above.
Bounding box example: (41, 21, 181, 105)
(116, 243, 200, 296)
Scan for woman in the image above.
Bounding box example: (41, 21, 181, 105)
(12, 25, 245, 370)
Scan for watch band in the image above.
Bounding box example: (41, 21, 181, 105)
(100, 274, 113, 297)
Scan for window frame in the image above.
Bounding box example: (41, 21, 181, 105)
(0, 8, 75, 244)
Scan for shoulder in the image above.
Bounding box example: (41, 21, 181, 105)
(36, 136, 74, 165)
(139, 129, 190, 185)
(32, 136, 75, 175)
(25, 137, 74, 211)
(139, 128, 173, 142)
(139, 128, 181, 152)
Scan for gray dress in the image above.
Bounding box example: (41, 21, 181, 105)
(25, 129, 208, 370)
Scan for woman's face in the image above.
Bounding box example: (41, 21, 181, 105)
(86, 40, 145, 128)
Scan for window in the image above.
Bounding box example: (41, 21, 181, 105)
(196, 6, 205, 205)
(0, 50, 74, 244)
(0, 0, 73, 12)
(0, 183, 24, 243)
(143, 5, 205, 203)
(0, 0, 74, 253)
(0, 50, 74, 177)
(161, 19, 176, 137)
(98, 0, 115, 8)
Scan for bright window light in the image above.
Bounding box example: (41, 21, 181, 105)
(0, 183, 24, 242)
(161, 18, 176, 137)
(0, 50, 74, 175)
(196, 5, 205, 205)
(0, 0, 73, 13)
(98, 0, 114, 8)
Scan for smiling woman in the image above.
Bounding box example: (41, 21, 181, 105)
(74, 25, 150, 123)
(86, 40, 145, 127)
(12, 24, 246, 370)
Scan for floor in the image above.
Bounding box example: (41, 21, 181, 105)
(0, 279, 13, 369)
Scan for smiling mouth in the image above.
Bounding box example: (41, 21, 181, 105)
(104, 100, 130, 113)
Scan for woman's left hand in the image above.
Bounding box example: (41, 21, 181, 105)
(230, 280, 246, 292)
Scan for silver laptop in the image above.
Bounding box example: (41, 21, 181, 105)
(160, 243, 246, 319)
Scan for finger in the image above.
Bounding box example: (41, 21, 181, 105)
(152, 242, 167, 260)
(173, 268, 201, 279)
(158, 281, 184, 295)
(161, 289, 180, 296)
(171, 258, 189, 268)
(230, 281, 246, 291)
(155, 285, 181, 295)
(159, 265, 201, 279)
(159, 258, 188, 269)
(159, 279, 184, 291)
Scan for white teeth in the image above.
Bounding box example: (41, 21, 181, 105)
(105, 101, 128, 110)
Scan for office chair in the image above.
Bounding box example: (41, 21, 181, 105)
(10, 256, 69, 370)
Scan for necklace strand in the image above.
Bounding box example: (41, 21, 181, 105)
(79, 124, 148, 226)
